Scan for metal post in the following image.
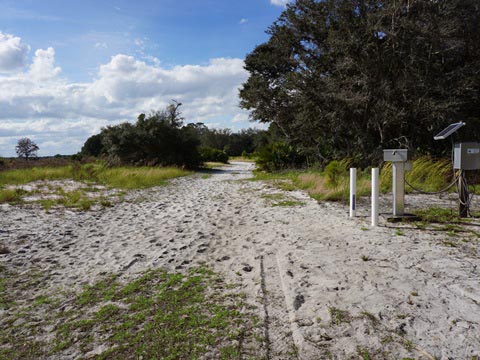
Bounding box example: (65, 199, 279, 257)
(350, 168, 356, 218)
(371, 168, 379, 227)
(459, 170, 468, 218)
(392, 162, 405, 216)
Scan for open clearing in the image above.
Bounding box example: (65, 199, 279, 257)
(1, 162, 479, 359)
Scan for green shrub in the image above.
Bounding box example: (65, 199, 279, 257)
(324, 160, 350, 189)
(100, 104, 202, 169)
(256, 142, 306, 171)
(199, 147, 229, 163)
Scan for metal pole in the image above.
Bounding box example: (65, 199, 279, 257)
(350, 168, 356, 218)
(392, 162, 405, 216)
(459, 170, 468, 218)
(372, 168, 379, 227)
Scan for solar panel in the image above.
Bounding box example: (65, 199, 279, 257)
(434, 122, 466, 140)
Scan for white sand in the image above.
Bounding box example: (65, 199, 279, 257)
(1, 161, 479, 359)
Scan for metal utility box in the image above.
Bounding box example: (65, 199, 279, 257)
(383, 149, 410, 217)
(383, 149, 410, 162)
(454, 142, 480, 170)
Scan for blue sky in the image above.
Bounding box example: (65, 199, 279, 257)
(0, 0, 289, 156)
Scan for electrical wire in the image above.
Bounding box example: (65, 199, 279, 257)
(456, 171, 475, 216)
(405, 175, 459, 195)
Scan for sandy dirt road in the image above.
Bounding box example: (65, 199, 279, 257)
(1, 162, 479, 359)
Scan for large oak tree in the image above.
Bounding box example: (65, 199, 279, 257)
(240, 0, 480, 165)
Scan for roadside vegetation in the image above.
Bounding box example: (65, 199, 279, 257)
(0, 163, 191, 209)
(0, 266, 261, 359)
(251, 157, 458, 202)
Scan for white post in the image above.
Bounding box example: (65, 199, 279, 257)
(350, 168, 357, 218)
(392, 162, 405, 216)
(371, 168, 379, 227)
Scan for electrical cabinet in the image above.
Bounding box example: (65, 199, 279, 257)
(454, 142, 480, 170)
(383, 149, 409, 162)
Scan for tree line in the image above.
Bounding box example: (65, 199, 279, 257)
(240, 0, 480, 166)
(81, 102, 269, 168)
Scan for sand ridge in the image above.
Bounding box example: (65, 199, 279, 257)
(1, 161, 479, 359)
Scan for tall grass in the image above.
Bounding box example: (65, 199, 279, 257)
(0, 164, 191, 189)
(0, 167, 73, 186)
(253, 157, 458, 202)
(380, 157, 453, 193)
(96, 167, 190, 189)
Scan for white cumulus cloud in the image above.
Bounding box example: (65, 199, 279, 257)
(0, 36, 251, 156)
(28, 47, 62, 80)
(0, 32, 30, 72)
(270, 0, 290, 6)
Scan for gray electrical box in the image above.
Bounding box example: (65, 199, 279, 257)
(383, 149, 410, 162)
(454, 142, 480, 170)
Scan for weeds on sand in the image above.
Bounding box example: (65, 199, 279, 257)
(414, 207, 480, 244)
(260, 193, 304, 207)
(328, 307, 351, 325)
(414, 207, 462, 224)
(0, 267, 260, 359)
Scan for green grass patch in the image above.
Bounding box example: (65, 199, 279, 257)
(0, 167, 73, 186)
(260, 193, 304, 207)
(414, 207, 462, 224)
(328, 307, 351, 325)
(0, 267, 260, 359)
(96, 166, 191, 189)
(0, 163, 191, 190)
(0, 188, 27, 204)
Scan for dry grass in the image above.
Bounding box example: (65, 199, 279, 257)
(295, 171, 371, 201)
(253, 157, 461, 202)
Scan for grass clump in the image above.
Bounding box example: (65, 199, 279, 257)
(0, 188, 27, 204)
(328, 306, 351, 325)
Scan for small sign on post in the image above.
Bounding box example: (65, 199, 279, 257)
(350, 168, 356, 218)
